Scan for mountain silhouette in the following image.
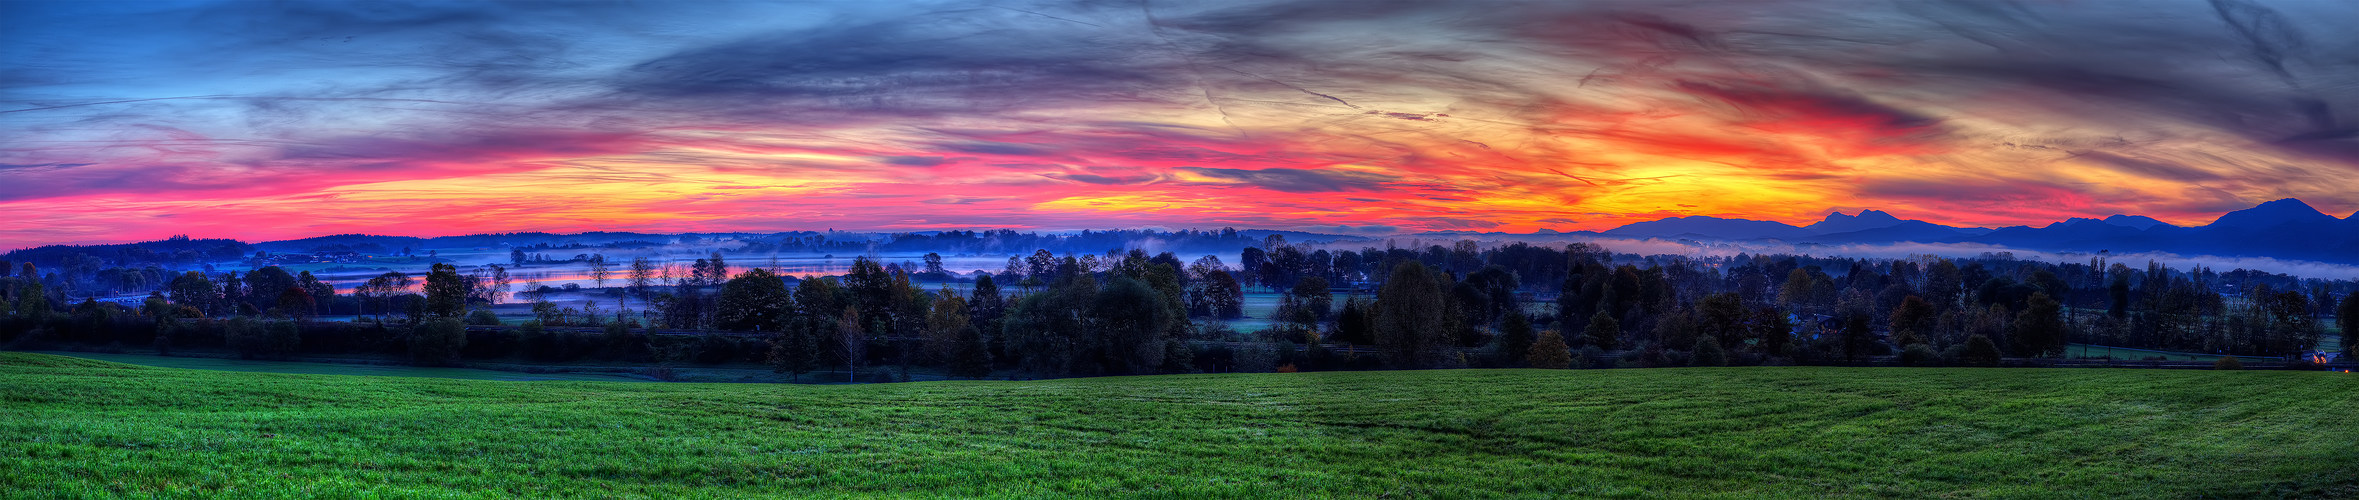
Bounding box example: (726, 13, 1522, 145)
(1600, 198, 2359, 264)
(2101, 214, 2171, 230)
(1803, 210, 1906, 234)
(1600, 216, 1815, 240)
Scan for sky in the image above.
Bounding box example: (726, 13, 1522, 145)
(4, 0, 2358, 248)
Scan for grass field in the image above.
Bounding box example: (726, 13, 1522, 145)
(5, 352, 2356, 498)
(2064, 344, 2281, 362)
(22, 351, 647, 382)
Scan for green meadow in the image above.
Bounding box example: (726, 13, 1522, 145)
(4, 351, 2355, 498)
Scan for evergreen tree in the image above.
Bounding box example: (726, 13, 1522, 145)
(947, 325, 993, 379)
(1583, 310, 1620, 351)
(1495, 310, 1535, 367)
(1375, 261, 1449, 369)
(2337, 293, 2358, 355)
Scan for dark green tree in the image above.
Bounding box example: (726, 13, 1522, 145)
(2338, 293, 2358, 354)
(1961, 334, 2002, 367)
(1691, 336, 1726, 366)
(1527, 329, 1572, 369)
(1582, 310, 1620, 351)
(947, 325, 993, 379)
(1495, 310, 1535, 367)
(2013, 292, 2067, 357)
(1375, 261, 1449, 368)
(717, 269, 794, 332)
(422, 263, 470, 318)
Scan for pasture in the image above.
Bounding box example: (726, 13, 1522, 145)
(4, 352, 2355, 497)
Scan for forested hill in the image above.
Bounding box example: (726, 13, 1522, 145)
(1, 236, 251, 271)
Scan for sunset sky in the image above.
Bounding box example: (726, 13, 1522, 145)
(5, 0, 2358, 248)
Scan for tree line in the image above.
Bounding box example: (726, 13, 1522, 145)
(4, 240, 2355, 379)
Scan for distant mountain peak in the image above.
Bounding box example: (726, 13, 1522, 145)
(2100, 214, 2169, 230)
(2208, 198, 2336, 228)
(1806, 209, 1906, 234)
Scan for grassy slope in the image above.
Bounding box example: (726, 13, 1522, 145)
(4, 352, 2355, 498)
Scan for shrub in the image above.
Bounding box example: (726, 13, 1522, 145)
(1233, 342, 1279, 373)
(1899, 343, 1939, 367)
(2213, 356, 2243, 370)
(520, 320, 559, 361)
(1961, 335, 2002, 367)
(409, 318, 468, 366)
(466, 308, 502, 326)
(1690, 337, 1726, 367)
(227, 319, 300, 360)
(1527, 330, 1572, 369)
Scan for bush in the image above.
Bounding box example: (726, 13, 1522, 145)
(1961, 335, 2002, 367)
(1233, 342, 1279, 373)
(410, 318, 468, 366)
(1690, 337, 1726, 367)
(466, 309, 502, 326)
(520, 321, 559, 361)
(2213, 356, 2243, 370)
(1900, 343, 1939, 367)
(1527, 330, 1572, 369)
(1577, 346, 1605, 369)
(227, 319, 300, 360)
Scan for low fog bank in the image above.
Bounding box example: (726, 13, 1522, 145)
(1372, 234, 2359, 281)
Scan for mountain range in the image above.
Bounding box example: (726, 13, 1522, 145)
(1594, 198, 2359, 264)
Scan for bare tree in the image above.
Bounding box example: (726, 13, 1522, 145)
(487, 264, 512, 304)
(588, 254, 612, 289)
(627, 257, 655, 313)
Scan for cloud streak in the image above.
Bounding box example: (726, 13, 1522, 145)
(3, 0, 2357, 247)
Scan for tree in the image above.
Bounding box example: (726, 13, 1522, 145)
(587, 254, 612, 290)
(1691, 336, 1726, 366)
(2013, 293, 2067, 357)
(2338, 293, 2359, 355)
(510, 248, 528, 267)
(1841, 314, 1875, 362)
(1201, 270, 1245, 320)
(838, 307, 866, 382)
(2108, 271, 2132, 318)
(485, 265, 512, 304)
(422, 263, 470, 318)
(274, 285, 315, 320)
(1087, 274, 1174, 375)
(1527, 330, 1572, 369)
(167, 271, 216, 314)
(628, 257, 656, 296)
(717, 269, 793, 332)
(1694, 293, 1747, 350)
(947, 325, 993, 379)
(1495, 310, 1535, 367)
(1889, 295, 1937, 348)
(1961, 334, 2002, 367)
(925, 288, 971, 364)
(1375, 261, 1449, 369)
(1582, 310, 1620, 351)
(767, 315, 820, 382)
